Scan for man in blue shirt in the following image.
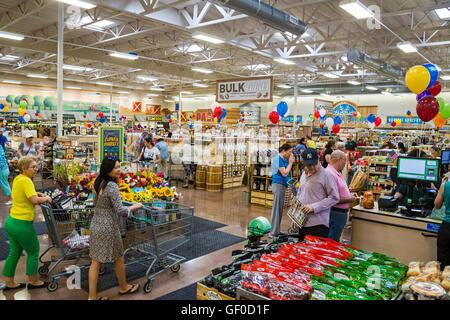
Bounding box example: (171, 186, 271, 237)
(295, 137, 307, 154)
(0, 129, 10, 151)
(155, 135, 170, 179)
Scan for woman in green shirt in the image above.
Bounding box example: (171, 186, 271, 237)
(434, 176, 450, 270)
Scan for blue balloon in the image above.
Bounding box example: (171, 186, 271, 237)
(0, 104, 3, 109)
(320, 115, 326, 121)
(416, 90, 431, 101)
(276, 101, 288, 117)
(367, 114, 376, 123)
(220, 108, 227, 120)
(423, 63, 438, 89)
(334, 116, 342, 125)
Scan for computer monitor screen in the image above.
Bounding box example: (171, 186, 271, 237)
(442, 150, 450, 165)
(397, 157, 440, 183)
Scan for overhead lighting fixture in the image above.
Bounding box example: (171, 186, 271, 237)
(339, 0, 374, 19)
(192, 34, 224, 44)
(323, 73, 340, 79)
(300, 89, 313, 93)
(164, 99, 174, 102)
(435, 8, 450, 19)
(0, 31, 24, 41)
(394, 95, 402, 98)
(274, 58, 296, 65)
(56, 0, 97, 9)
(273, 95, 280, 98)
(63, 64, 94, 72)
(144, 97, 153, 100)
(80, 16, 114, 30)
(366, 85, 378, 90)
(396, 41, 417, 53)
(277, 84, 292, 89)
(192, 83, 208, 88)
(320, 93, 333, 98)
(136, 75, 157, 81)
(147, 93, 159, 96)
(3, 80, 21, 84)
(176, 44, 203, 53)
(110, 52, 138, 60)
(40, 89, 56, 93)
(0, 55, 20, 61)
(245, 64, 271, 70)
(347, 80, 361, 85)
(191, 67, 213, 73)
(96, 81, 112, 86)
(441, 75, 450, 80)
(381, 91, 392, 95)
(27, 73, 48, 79)
(118, 96, 129, 99)
(117, 90, 130, 94)
(66, 86, 82, 90)
(181, 91, 193, 94)
(150, 87, 165, 91)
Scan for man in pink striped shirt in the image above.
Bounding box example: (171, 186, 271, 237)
(326, 150, 358, 242)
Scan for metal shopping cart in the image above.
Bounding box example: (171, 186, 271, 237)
(121, 199, 194, 293)
(38, 199, 105, 292)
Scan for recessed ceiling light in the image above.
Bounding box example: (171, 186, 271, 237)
(301, 89, 313, 93)
(274, 58, 296, 65)
(136, 75, 157, 81)
(339, 0, 374, 19)
(110, 52, 138, 60)
(192, 34, 224, 44)
(3, 80, 21, 84)
(150, 87, 165, 91)
(366, 86, 378, 90)
(0, 31, 24, 41)
(27, 73, 48, 79)
(323, 73, 340, 79)
(277, 84, 292, 89)
(192, 83, 208, 88)
(347, 80, 361, 85)
(397, 41, 417, 53)
(435, 8, 450, 19)
(56, 0, 96, 9)
(192, 67, 213, 73)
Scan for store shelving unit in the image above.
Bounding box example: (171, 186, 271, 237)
(367, 159, 397, 201)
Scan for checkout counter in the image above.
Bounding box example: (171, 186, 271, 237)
(351, 202, 441, 264)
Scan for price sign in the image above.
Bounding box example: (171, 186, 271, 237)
(99, 127, 124, 162)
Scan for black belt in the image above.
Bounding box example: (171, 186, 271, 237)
(331, 207, 349, 213)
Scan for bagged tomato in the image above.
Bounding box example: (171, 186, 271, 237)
(240, 264, 278, 296)
(268, 276, 312, 300)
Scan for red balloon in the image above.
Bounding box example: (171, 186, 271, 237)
(320, 123, 324, 129)
(353, 112, 358, 117)
(374, 117, 382, 127)
(269, 111, 280, 124)
(416, 96, 439, 122)
(332, 124, 340, 134)
(98, 112, 104, 118)
(391, 121, 396, 127)
(427, 81, 441, 96)
(214, 106, 223, 119)
(313, 110, 320, 119)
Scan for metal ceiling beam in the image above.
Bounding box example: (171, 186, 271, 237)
(0, 0, 51, 31)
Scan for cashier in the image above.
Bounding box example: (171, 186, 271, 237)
(394, 185, 424, 206)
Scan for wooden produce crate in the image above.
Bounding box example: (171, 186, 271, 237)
(197, 282, 235, 300)
(251, 197, 266, 206)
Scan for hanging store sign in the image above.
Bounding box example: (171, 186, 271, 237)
(333, 101, 358, 115)
(99, 127, 124, 163)
(216, 76, 273, 103)
(386, 116, 423, 124)
(280, 115, 302, 123)
(314, 99, 334, 114)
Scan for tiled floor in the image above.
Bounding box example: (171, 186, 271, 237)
(0, 180, 351, 300)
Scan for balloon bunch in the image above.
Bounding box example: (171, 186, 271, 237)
(119, 115, 126, 121)
(366, 114, 382, 129)
(268, 101, 288, 124)
(406, 63, 447, 125)
(17, 103, 31, 123)
(404, 110, 413, 119)
(84, 122, 92, 128)
(83, 111, 87, 119)
(98, 112, 106, 123)
(187, 112, 194, 121)
(390, 119, 401, 127)
(213, 106, 227, 123)
(34, 109, 42, 119)
(0, 103, 8, 112)
(167, 114, 173, 123)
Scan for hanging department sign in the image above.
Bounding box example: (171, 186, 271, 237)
(314, 99, 334, 114)
(333, 101, 358, 115)
(387, 116, 423, 124)
(99, 127, 123, 163)
(216, 76, 273, 103)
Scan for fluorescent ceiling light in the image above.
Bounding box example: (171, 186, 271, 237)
(323, 73, 340, 79)
(66, 86, 82, 90)
(150, 87, 165, 91)
(301, 89, 313, 93)
(347, 80, 361, 85)
(381, 91, 392, 95)
(339, 0, 374, 19)
(0, 55, 19, 61)
(181, 91, 193, 94)
(192, 67, 213, 73)
(88, 92, 101, 96)
(144, 97, 152, 100)
(277, 84, 292, 89)
(117, 90, 130, 94)
(274, 58, 296, 65)
(40, 89, 56, 92)
(441, 75, 450, 80)
(396, 41, 417, 53)
(177, 44, 203, 53)
(56, 0, 96, 9)
(96, 81, 112, 86)
(435, 8, 450, 19)
(0, 31, 24, 41)
(192, 34, 224, 44)
(118, 96, 129, 99)
(192, 83, 208, 88)
(27, 73, 48, 79)
(366, 85, 378, 90)
(136, 75, 157, 81)
(110, 52, 138, 60)
(164, 99, 174, 102)
(63, 65, 94, 72)
(80, 16, 114, 30)
(245, 64, 270, 70)
(147, 93, 159, 96)
(3, 80, 21, 84)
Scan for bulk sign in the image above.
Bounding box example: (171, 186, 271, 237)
(216, 76, 273, 103)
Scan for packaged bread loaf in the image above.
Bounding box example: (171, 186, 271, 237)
(424, 261, 440, 277)
(413, 272, 438, 283)
(441, 276, 450, 292)
(407, 262, 422, 277)
(442, 266, 450, 279)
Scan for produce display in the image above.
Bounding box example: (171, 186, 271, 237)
(401, 261, 450, 300)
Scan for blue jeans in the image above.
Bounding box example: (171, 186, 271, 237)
(328, 208, 348, 242)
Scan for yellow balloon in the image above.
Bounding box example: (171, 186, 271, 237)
(214, 118, 218, 123)
(405, 65, 431, 95)
(395, 119, 401, 126)
(18, 108, 25, 116)
(3, 107, 8, 112)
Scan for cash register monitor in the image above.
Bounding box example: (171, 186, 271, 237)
(441, 150, 450, 165)
(397, 157, 440, 183)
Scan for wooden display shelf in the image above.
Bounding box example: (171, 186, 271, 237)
(369, 171, 390, 175)
(197, 282, 235, 301)
(369, 180, 394, 185)
(370, 162, 397, 166)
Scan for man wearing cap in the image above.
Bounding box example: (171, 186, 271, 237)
(18, 133, 40, 158)
(326, 150, 358, 242)
(155, 135, 169, 179)
(295, 148, 339, 239)
(134, 128, 149, 157)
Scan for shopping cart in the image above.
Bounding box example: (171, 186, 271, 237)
(38, 199, 104, 292)
(121, 199, 194, 293)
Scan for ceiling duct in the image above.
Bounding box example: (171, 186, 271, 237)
(209, 0, 306, 36)
(347, 50, 406, 83)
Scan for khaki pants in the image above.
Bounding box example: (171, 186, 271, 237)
(158, 158, 169, 178)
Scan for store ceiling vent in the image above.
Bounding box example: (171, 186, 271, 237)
(209, 0, 306, 36)
(347, 50, 406, 82)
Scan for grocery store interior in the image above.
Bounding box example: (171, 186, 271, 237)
(0, 0, 449, 301)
